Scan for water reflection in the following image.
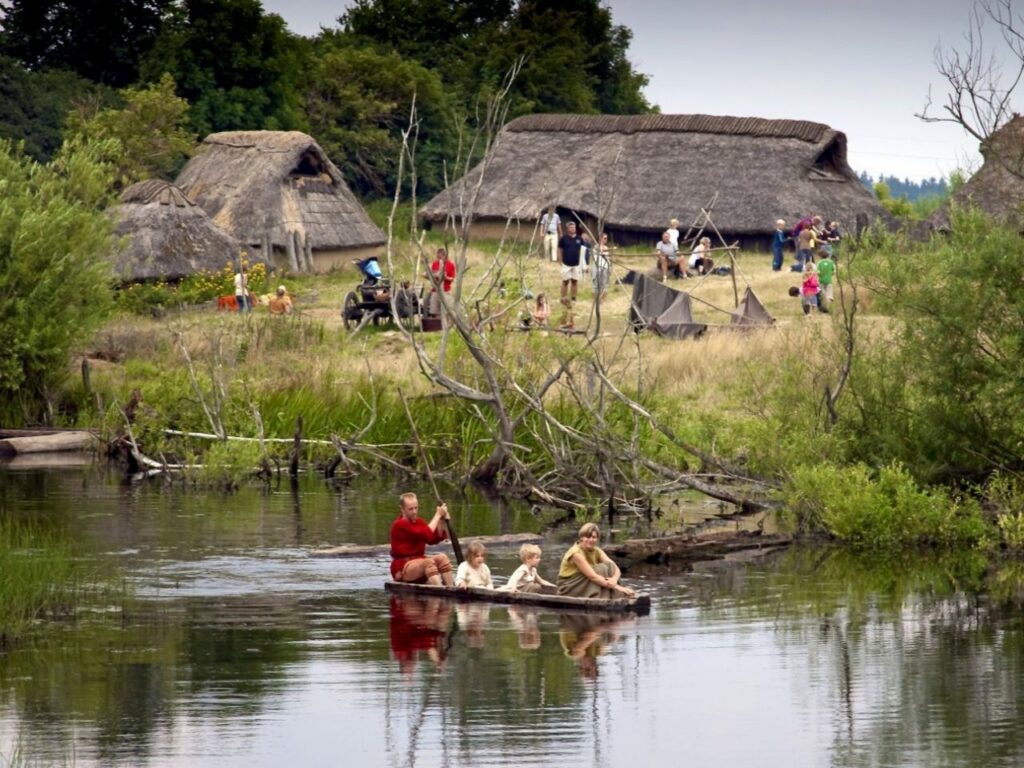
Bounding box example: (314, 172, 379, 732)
(558, 613, 633, 679)
(389, 596, 453, 672)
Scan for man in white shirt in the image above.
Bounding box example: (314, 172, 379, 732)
(540, 204, 562, 262)
(655, 231, 681, 281)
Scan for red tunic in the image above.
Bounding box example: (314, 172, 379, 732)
(430, 258, 456, 292)
(390, 515, 447, 579)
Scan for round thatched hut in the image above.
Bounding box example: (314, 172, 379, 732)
(420, 113, 890, 249)
(111, 179, 244, 282)
(175, 131, 385, 272)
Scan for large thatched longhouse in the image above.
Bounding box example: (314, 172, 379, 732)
(176, 131, 385, 271)
(111, 179, 244, 282)
(420, 114, 888, 249)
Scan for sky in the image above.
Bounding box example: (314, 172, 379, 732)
(260, 0, 1001, 182)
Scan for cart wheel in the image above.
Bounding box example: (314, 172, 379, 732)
(342, 291, 358, 330)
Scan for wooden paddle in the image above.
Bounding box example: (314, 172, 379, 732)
(399, 389, 463, 564)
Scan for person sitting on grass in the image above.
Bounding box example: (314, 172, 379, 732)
(268, 285, 293, 315)
(655, 230, 681, 281)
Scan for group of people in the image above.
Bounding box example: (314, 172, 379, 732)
(388, 492, 636, 599)
(541, 206, 612, 330)
(654, 218, 716, 281)
(772, 214, 841, 273)
(233, 265, 293, 314)
(771, 214, 840, 316)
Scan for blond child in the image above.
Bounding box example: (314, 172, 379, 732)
(455, 540, 493, 589)
(500, 543, 557, 594)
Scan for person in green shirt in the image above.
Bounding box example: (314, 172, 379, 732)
(816, 251, 836, 313)
(557, 522, 635, 599)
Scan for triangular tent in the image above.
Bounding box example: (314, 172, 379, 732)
(629, 274, 708, 339)
(730, 287, 774, 326)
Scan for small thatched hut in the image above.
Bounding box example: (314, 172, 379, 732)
(930, 116, 1024, 231)
(111, 179, 244, 282)
(175, 131, 385, 271)
(420, 114, 888, 249)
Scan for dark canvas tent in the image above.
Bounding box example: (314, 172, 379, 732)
(629, 275, 774, 338)
(730, 287, 775, 326)
(629, 274, 708, 339)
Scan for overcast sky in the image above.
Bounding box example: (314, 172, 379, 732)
(261, 0, 1003, 181)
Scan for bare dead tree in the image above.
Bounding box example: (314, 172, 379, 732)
(918, 0, 1024, 177)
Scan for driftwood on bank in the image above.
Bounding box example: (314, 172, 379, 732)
(604, 529, 793, 570)
(0, 431, 97, 455)
(309, 532, 542, 558)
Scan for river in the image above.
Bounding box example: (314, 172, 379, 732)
(2, 460, 1023, 767)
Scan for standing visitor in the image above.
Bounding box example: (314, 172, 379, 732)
(540, 205, 562, 262)
(592, 231, 612, 305)
(425, 247, 456, 317)
(772, 219, 788, 272)
(557, 220, 586, 328)
(816, 251, 835, 311)
(234, 264, 249, 312)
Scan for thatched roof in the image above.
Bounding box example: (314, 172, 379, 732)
(111, 179, 243, 281)
(175, 131, 385, 250)
(421, 113, 887, 236)
(946, 116, 1024, 225)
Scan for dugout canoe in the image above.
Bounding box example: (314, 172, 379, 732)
(384, 581, 651, 615)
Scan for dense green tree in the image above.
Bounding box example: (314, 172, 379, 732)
(303, 44, 454, 196)
(63, 74, 195, 189)
(0, 139, 116, 423)
(0, 0, 171, 87)
(139, 0, 306, 136)
(334, 0, 650, 116)
(0, 56, 111, 162)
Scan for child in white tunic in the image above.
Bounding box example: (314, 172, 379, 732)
(500, 543, 557, 594)
(455, 540, 493, 589)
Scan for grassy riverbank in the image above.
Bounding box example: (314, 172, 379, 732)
(42, 208, 1024, 555)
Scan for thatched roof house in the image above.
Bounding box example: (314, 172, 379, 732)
(420, 114, 888, 248)
(111, 179, 244, 282)
(931, 116, 1024, 231)
(175, 131, 385, 271)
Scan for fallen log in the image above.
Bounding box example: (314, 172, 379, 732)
(309, 532, 543, 558)
(604, 529, 793, 569)
(0, 431, 98, 456)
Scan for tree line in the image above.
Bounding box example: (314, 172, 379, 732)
(857, 171, 950, 201)
(0, 0, 652, 198)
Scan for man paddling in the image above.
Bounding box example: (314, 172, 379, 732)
(390, 492, 454, 585)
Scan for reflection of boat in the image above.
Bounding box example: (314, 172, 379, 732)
(385, 581, 651, 615)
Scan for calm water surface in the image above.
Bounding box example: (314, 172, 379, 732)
(2, 462, 1024, 767)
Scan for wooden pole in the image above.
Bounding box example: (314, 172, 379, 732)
(286, 231, 299, 272)
(399, 389, 462, 564)
(289, 416, 303, 478)
(303, 235, 314, 273)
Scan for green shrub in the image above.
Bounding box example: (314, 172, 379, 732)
(784, 462, 988, 551)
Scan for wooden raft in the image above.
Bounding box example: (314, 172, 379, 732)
(385, 581, 651, 615)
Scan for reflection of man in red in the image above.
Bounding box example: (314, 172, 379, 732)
(426, 247, 456, 316)
(389, 596, 452, 672)
(390, 492, 453, 585)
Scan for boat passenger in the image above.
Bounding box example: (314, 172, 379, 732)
(557, 522, 636, 599)
(455, 540, 494, 589)
(500, 543, 557, 594)
(389, 493, 454, 586)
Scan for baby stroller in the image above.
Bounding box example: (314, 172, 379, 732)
(341, 256, 420, 330)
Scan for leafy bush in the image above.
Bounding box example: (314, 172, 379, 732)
(784, 462, 988, 551)
(0, 138, 115, 422)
